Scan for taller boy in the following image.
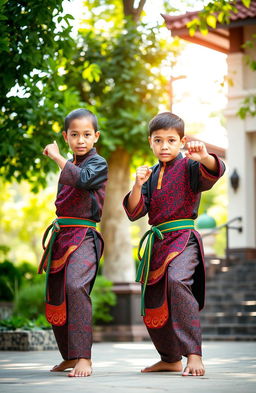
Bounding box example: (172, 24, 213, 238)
(123, 112, 225, 376)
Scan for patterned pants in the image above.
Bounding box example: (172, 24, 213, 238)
(145, 233, 202, 363)
(48, 234, 97, 360)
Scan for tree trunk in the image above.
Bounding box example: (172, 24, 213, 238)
(101, 147, 135, 282)
(122, 0, 147, 23)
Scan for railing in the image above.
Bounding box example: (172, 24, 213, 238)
(201, 216, 243, 275)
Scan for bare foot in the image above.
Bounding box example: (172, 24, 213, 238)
(68, 358, 92, 377)
(50, 359, 77, 372)
(182, 354, 205, 376)
(141, 360, 183, 373)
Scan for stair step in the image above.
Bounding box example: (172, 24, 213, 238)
(202, 334, 256, 341)
(204, 294, 256, 304)
(202, 324, 256, 335)
(201, 260, 256, 338)
(200, 313, 256, 324)
(206, 283, 256, 290)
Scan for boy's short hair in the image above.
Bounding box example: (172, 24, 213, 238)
(148, 112, 184, 138)
(64, 108, 98, 132)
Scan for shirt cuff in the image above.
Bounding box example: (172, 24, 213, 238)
(200, 153, 222, 180)
(123, 192, 145, 220)
(59, 160, 80, 186)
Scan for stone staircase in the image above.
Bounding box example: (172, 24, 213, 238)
(201, 260, 256, 340)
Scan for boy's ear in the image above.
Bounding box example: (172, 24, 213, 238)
(62, 131, 68, 143)
(181, 136, 187, 148)
(148, 136, 152, 148)
(94, 130, 100, 143)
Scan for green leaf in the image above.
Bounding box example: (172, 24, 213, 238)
(241, 0, 251, 7)
(206, 15, 217, 29)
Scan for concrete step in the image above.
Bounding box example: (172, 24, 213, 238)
(216, 276, 256, 282)
(206, 264, 256, 280)
(204, 301, 256, 312)
(206, 283, 256, 291)
(202, 334, 256, 341)
(205, 292, 256, 300)
(200, 312, 256, 325)
(202, 323, 256, 335)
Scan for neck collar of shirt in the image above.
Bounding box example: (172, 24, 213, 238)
(159, 152, 183, 167)
(73, 147, 96, 164)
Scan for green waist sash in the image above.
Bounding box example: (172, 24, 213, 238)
(136, 219, 194, 316)
(38, 217, 97, 299)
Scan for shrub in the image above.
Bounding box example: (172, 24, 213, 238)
(91, 275, 116, 324)
(14, 282, 45, 319)
(4, 274, 116, 327)
(0, 314, 50, 330)
(18, 261, 44, 286)
(0, 260, 21, 301)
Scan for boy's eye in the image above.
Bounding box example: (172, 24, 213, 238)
(71, 133, 77, 137)
(169, 139, 175, 143)
(154, 139, 161, 143)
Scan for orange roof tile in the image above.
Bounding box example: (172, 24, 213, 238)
(162, 0, 256, 31)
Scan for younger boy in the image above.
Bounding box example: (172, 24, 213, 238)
(39, 108, 108, 377)
(123, 112, 225, 376)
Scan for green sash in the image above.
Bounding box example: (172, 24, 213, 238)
(136, 219, 194, 316)
(39, 217, 97, 299)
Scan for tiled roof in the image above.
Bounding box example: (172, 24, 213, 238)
(162, 0, 256, 31)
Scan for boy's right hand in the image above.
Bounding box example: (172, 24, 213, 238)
(43, 140, 60, 160)
(135, 165, 152, 187)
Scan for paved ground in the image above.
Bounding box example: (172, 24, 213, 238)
(0, 342, 256, 393)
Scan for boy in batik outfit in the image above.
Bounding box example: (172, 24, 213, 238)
(123, 112, 225, 376)
(39, 109, 108, 377)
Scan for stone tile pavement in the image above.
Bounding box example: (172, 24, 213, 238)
(0, 341, 255, 393)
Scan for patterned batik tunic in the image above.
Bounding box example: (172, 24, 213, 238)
(123, 153, 225, 361)
(44, 147, 108, 360)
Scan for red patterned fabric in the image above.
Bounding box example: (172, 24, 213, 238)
(123, 153, 225, 310)
(42, 148, 107, 359)
(123, 153, 225, 361)
(46, 301, 67, 326)
(145, 234, 203, 361)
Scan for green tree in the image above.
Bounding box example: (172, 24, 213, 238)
(0, 0, 80, 190)
(0, 0, 182, 282)
(186, 0, 255, 119)
(0, 179, 56, 264)
(63, 0, 181, 281)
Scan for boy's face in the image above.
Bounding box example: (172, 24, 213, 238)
(62, 117, 100, 156)
(148, 128, 186, 162)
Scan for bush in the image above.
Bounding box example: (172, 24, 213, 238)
(14, 282, 45, 319)
(0, 260, 21, 301)
(4, 273, 116, 327)
(18, 261, 44, 286)
(0, 314, 50, 330)
(91, 275, 117, 325)
(0, 259, 43, 302)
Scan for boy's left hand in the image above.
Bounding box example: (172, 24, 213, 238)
(185, 141, 209, 162)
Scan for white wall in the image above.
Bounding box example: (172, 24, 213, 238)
(225, 25, 256, 248)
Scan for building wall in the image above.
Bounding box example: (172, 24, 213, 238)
(225, 25, 256, 249)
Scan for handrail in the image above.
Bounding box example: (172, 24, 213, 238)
(199, 216, 243, 267)
(200, 216, 242, 238)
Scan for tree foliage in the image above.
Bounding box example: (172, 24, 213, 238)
(0, 0, 182, 188)
(186, 0, 255, 120)
(0, 0, 80, 190)
(187, 0, 251, 35)
(64, 2, 180, 161)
